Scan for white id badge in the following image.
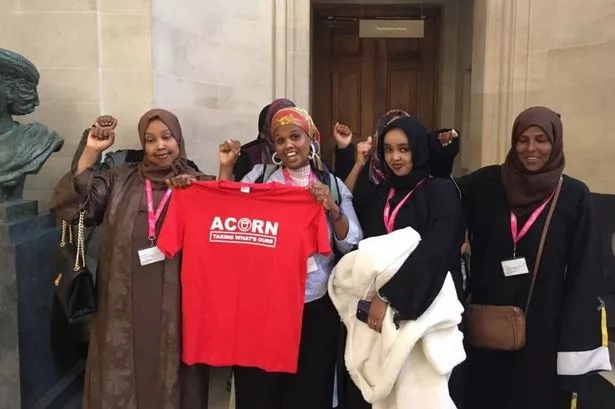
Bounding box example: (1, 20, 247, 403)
(307, 256, 318, 273)
(501, 258, 529, 277)
(138, 246, 165, 266)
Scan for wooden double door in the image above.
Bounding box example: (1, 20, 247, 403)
(311, 5, 441, 165)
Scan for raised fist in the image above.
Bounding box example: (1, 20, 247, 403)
(333, 122, 353, 149)
(86, 115, 118, 153)
(356, 136, 373, 167)
(219, 139, 241, 168)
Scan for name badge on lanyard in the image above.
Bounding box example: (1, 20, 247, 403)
(502, 189, 556, 277)
(138, 247, 165, 266)
(382, 179, 426, 234)
(138, 179, 172, 267)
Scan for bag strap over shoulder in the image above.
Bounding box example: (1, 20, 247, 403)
(263, 164, 279, 182)
(328, 172, 340, 206)
(525, 177, 563, 314)
(255, 164, 279, 183)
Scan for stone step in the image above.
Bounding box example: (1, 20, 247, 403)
(0, 199, 38, 223)
(0, 213, 57, 244)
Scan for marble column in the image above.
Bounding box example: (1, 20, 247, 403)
(469, 0, 531, 169)
(272, 0, 311, 109)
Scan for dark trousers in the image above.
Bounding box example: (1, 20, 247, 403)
(234, 295, 339, 409)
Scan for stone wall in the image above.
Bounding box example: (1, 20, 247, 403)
(525, 0, 615, 193)
(452, 0, 474, 175)
(441, 0, 474, 174)
(3, 0, 614, 209)
(1, 0, 310, 199)
(470, 0, 615, 193)
(149, 0, 311, 175)
(150, 0, 274, 175)
(0, 0, 153, 214)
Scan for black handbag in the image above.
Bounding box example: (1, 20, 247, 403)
(51, 211, 97, 323)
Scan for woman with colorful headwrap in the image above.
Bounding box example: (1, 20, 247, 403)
(218, 107, 363, 409)
(456, 106, 610, 409)
(232, 98, 297, 181)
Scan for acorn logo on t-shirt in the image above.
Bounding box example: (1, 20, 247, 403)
(209, 216, 279, 248)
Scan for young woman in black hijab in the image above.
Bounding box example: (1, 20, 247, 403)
(338, 117, 465, 408)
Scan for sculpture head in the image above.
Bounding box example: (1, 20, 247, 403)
(0, 49, 40, 116)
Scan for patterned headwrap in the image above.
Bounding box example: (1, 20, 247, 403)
(241, 99, 296, 166)
(264, 98, 296, 141)
(369, 109, 412, 185)
(269, 107, 324, 172)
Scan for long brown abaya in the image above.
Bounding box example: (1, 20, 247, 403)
(51, 109, 210, 409)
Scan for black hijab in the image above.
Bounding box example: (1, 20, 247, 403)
(378, 117, 431, 191)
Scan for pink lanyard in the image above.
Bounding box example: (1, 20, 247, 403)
(383, 178, 426, 233)
(282, 167, 315, 186)
(510, 189, 557, 257)
(145, 179, 172, 244)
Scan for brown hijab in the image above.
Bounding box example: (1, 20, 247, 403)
(501, 106, 565, 215)
(137, 109, 197, 189)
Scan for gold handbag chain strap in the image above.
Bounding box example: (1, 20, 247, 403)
(74, 211, 86, 272)
(60, 219, 73, 247)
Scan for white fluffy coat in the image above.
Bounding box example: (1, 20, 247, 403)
(328, 227, 465, 409)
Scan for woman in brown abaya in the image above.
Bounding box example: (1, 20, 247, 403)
(51, 109, 211, 409)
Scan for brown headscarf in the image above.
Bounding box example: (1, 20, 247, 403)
(137, 109, 197, 189)
(501, 106, 565, 215)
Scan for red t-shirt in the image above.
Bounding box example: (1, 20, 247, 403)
(157, 180, 331, 373)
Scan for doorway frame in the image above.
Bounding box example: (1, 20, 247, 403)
(310, 3, 442, 164)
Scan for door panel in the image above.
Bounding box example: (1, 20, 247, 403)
(389, 70, 420, 116)
(332, 71, 362, 132)
(312, 5, 440, 166)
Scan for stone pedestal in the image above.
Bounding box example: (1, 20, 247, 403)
(0, 200, 82, 409)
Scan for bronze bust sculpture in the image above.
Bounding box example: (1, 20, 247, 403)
(0, 48, 64, 201)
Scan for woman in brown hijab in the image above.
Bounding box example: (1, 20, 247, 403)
(51, 109, 211, 409)
(457, 106, 611, 409)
